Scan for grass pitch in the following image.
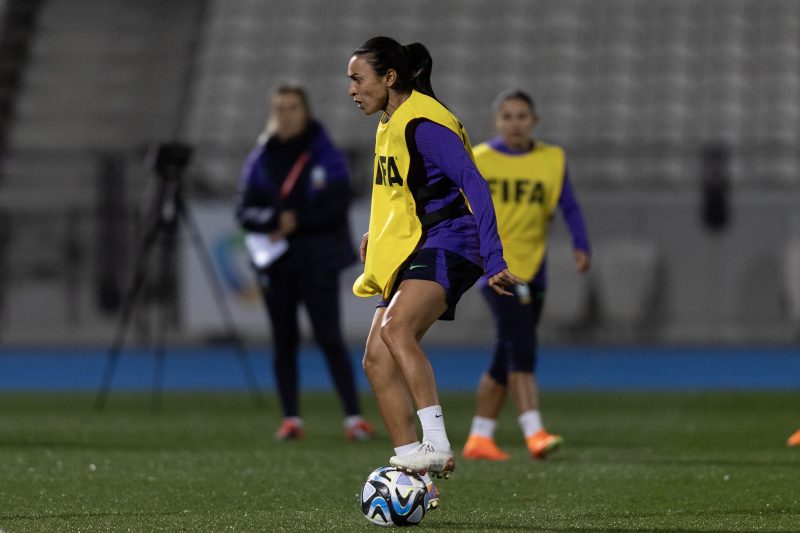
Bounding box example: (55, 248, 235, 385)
(0, 391, 798, 531)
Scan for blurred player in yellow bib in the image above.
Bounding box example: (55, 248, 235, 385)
(463, 90, 591, 461)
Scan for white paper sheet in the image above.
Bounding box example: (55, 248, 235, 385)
(244, 233, 288, 268)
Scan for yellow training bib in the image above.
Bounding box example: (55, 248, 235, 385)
(353, 91, 473, 299)
(473, 141, 565, 282)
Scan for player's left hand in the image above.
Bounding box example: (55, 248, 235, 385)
(488, 268, 523, 296)
(574, 250, 591, 274)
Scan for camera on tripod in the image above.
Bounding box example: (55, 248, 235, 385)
(150, 141, 193, 181)
(95, 139, 265, 411)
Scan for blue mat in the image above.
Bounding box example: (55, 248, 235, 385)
(0, 346, 798, 391)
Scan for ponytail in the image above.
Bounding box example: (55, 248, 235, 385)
(353, 36, 437, 100)
(402, 42, 436, 99)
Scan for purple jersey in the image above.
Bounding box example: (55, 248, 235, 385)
(413, 122, 507, 278)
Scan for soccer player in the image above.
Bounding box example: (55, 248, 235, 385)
(462, 89, 591, 461)
(789, 429, 800, 446)
(347, 37, 520, 487)
(236, 82, 374, 442)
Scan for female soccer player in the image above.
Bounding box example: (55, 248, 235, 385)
(236, 82, 374, 442)
(347, 37, 520, 480)
(462, 89, 591, 461)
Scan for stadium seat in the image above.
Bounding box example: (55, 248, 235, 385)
(544, 242, 591, 327)
(595, 240, 660, 329)
(784, 241, 800, 322)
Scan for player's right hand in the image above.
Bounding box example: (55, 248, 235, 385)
(488, 268, 523, 296)
(574, 250, 591, 273)
(359, 232, 369, 263)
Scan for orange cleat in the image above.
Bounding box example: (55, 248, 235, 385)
(345, 419, 376, 441)
(274, 419, 305, 441)
(788, 429, 800, 447)
(526, 430, 563, 459)
(462, 435, 511, 461)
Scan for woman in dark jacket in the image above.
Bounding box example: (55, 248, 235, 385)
(236, 82, 374, 441)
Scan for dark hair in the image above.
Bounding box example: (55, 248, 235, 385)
(492, 89, 536, 114)
(353, 36, 436, 100)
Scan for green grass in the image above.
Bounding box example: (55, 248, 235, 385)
(0, 391, 798, 532)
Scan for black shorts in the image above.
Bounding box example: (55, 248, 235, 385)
(377, 248, 483, 321)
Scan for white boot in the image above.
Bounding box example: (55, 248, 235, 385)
(389, 441, 455, 478)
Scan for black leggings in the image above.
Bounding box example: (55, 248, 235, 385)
(480, 283, 545, 386)
(262, 269, 360, 418)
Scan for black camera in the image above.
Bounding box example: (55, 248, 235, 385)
(150, 141, 193, 179)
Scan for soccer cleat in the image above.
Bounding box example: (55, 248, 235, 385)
(389, 441, 456, 478)
(273, 419, 305, 441)
(788, 429, 800, 447)
(462, 435, 511, 461)
(345, 419, 376, 442)
(424, 477, 440, 510)
(526, 429, 564, 459)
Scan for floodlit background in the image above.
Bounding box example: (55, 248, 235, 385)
(0, 0, 799, 349)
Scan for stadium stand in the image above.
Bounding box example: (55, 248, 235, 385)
(0, 0, 204, 341)
(187, 0, 800, 192)
(1, 0, 202, 207)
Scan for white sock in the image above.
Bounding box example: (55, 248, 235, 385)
(469, 416, 497, 439)
(344, 415, 363, 429)
(417, 405, 451, 451)
(518, 410, 543, 438)
(394, 442, 421, 456)
(285, 416, 303, 426)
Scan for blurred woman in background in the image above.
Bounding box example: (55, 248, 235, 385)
(236, 82, 374, 442)
(463, 89, 590, 461)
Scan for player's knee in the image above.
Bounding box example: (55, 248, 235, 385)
(488, 365, 508, 386)
(508, 353, 536, 374)
(378, 319, 397, 348)
(273, 332, 300, 354)
(362, 344, 375, 373)
(362, 336, 385, 375)
(378, 316, 413, 351)
(273, 343, 299, 362)
(361, 352, 372, 374)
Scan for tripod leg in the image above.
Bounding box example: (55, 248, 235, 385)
(94, 216, 162, 411)
(179, 203, 266, 409)
(151, 287, 171, 412)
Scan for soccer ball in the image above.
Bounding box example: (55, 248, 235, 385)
(360, 466, 428, 527)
